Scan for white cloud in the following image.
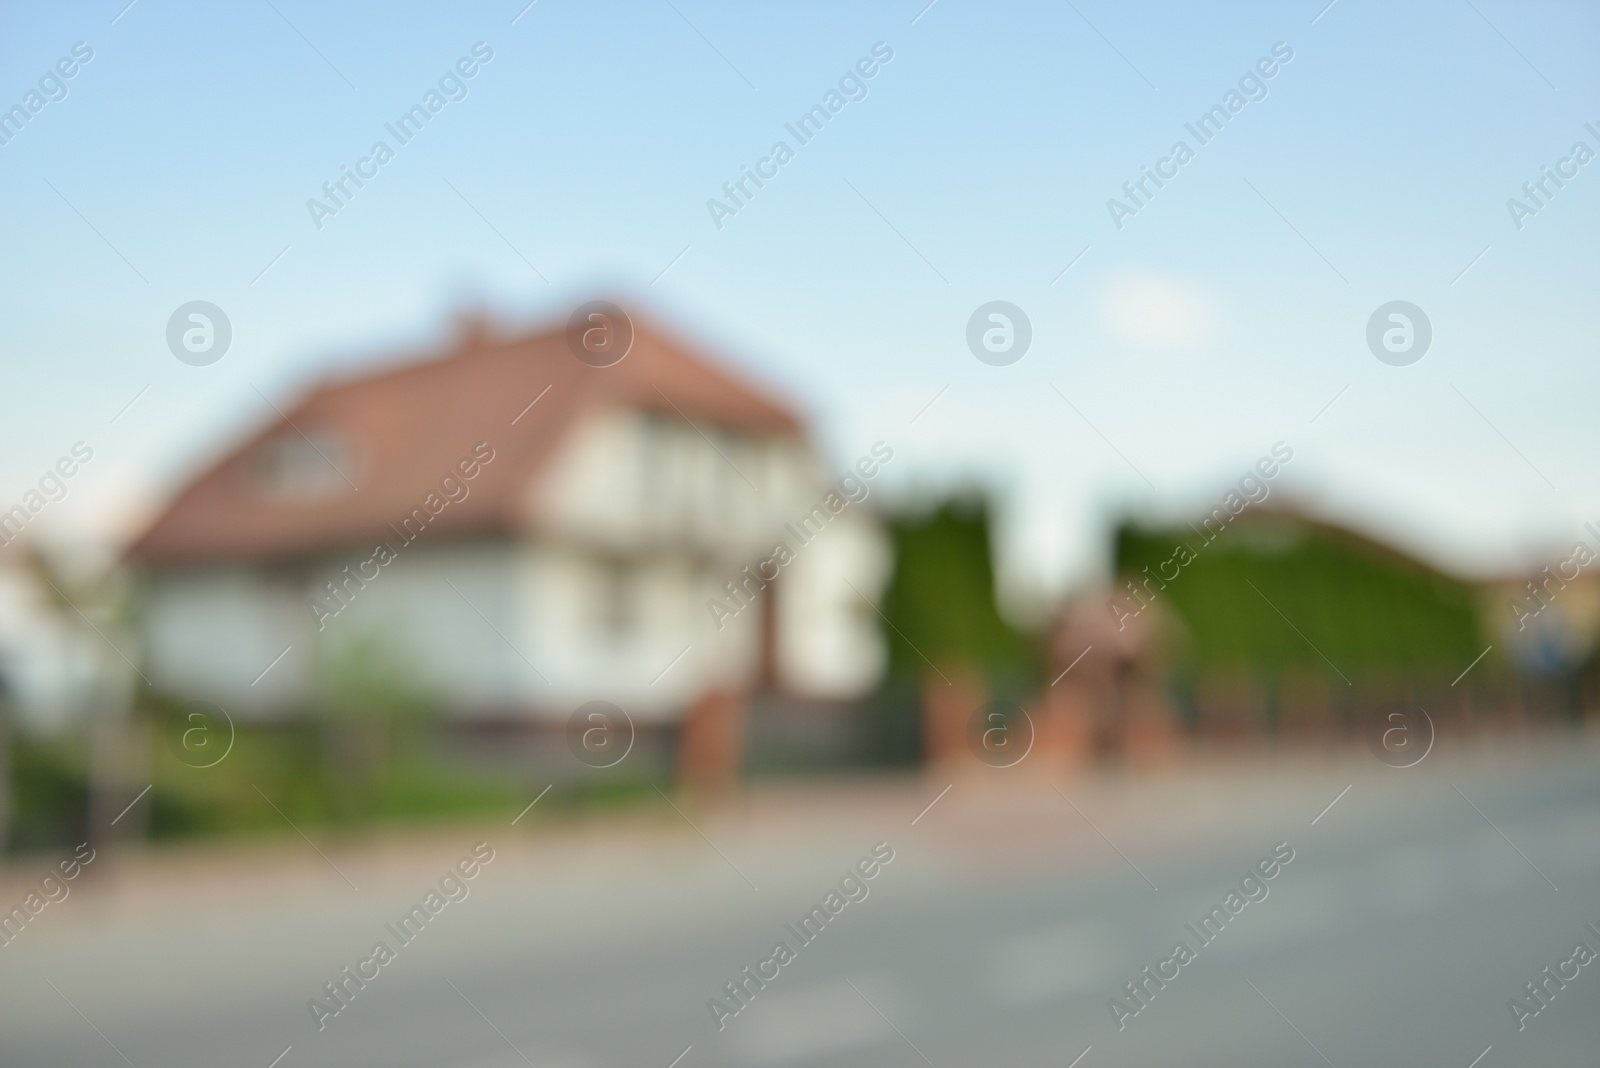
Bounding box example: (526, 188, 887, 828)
(1098, 271, 1220, 352)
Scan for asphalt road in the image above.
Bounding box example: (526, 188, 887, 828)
(3, 737, 1598, 1067)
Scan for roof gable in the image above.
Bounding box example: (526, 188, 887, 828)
(129, 315, 804, 566)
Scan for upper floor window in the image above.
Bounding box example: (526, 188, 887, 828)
(250, 431, 356, 500)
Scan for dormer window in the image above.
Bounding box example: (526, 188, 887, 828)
(251, 431, 356, 500)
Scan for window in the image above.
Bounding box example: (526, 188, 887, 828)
(594, 559, 636, 642)
(251, 431, 356, 500)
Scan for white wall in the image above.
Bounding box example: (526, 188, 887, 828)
(141, 537, 768, 723)
(138, 406, 892, 719)
(141, 566, 312, 715)
(533, 406, 894, 701)
(532, 407, 822, 562)
(315, 541, 528, 710)
(515, 542, 760, 722)
(776, 511, 891, 699)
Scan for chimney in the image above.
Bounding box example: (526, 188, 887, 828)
(452, 308, 496, 354)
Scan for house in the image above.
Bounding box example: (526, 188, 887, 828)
(127, 310, 890, 774)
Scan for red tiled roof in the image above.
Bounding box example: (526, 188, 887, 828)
(129, 315, 804, 566)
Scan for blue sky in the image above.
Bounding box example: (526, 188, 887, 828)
(2, 0, 1596, 608)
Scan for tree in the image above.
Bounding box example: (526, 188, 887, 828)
(873, 496, 1039, 763)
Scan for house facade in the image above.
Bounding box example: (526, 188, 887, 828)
(128, 313, 889, 736)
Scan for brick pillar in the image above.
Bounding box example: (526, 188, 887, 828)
(678, 688, 748, 789)
(921, 661, 984, 771)
(1120, 674, 1178, 768)
(1033, 680, 1095, 775)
